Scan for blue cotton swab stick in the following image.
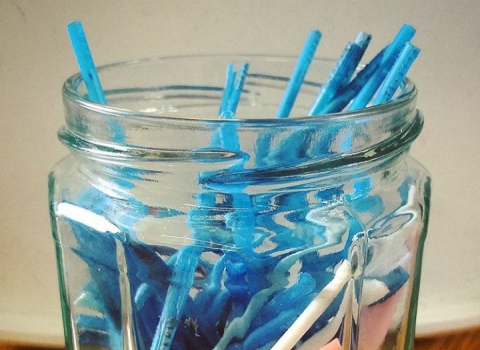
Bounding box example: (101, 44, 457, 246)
(374, 43, 420, 104)
(150, 246, 202, 350)
(151, 63, 249, 350)
(211, 64, 236, 147)
(226, 63, 249, 115)
(354, 32, 372, 52)
(219, 64, 236, 116)
(308, 43, 363, 116)
(67, 21, 106, 104)
(321, 48, 385, 114)
(67, 22, 126, 142)
(276, 30, 322, 118)
(346, 32, 372, 84)
(348, 24, 416, 110)
(307, 31, 372, 116)
(383, 24, 416, 62)
(338, 32, 372, 89)
(329, 32, 372, 94)
(255, 30, 322, 166)
(216, 63, 248, 150)
(343, 32, 372, 85)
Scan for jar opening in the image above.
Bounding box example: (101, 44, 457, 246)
(63, 55, 417, 123)
(60, 55, 420, 172)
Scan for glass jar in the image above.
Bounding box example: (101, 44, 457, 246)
(49, 56, 431, 350)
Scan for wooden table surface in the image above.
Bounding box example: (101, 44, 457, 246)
(1, 327, 480, 350)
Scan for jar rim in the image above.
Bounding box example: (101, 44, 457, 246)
(60, 54, 421, 172)
(62, 54, 417, 126)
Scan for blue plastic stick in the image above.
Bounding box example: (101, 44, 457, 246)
(348, 24, 416, 110)
(215, 63, 248, 150)
(276, 30, 322, 118)
(151, 63, 250, 350)
(374, 43, 420, 104)
(333, 32, 371, 92)
(227, 63, 249, 115)
(347, 32, 372, 84)
(67, 21, 106, 104)
(354, 32, 372, 52)
(321, 48, 385, 114)
(219, 64, 236, 116)
(150, 246, 202, 350)
(308, 43, 363, 116)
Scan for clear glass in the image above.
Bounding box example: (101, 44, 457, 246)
(49, 56, 431, 350)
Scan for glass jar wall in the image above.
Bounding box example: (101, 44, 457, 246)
(49, 56, 430, 350)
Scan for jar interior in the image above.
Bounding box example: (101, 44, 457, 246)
(67, 56, 414, 121)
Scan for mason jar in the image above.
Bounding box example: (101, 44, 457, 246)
(49, 55, 431, 350)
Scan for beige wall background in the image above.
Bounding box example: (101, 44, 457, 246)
(1, 0, 479, 345)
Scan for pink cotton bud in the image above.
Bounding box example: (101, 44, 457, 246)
(319, 338, 342, 350)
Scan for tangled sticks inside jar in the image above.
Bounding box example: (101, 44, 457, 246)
(49, 22, 430, 350)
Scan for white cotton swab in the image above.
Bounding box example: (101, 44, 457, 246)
(270, 260, 352, 350)
(297, 280, 353, 350)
